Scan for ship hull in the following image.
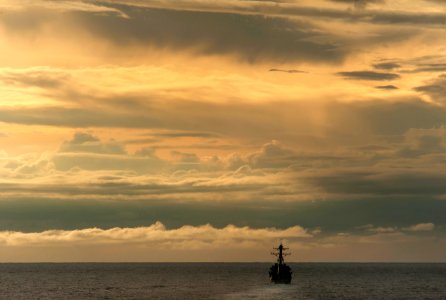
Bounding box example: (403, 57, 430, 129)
(269, 263, 292, 284)
(270, 277, 292, 284)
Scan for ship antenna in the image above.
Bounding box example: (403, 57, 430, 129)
(271, 241, 290, 265)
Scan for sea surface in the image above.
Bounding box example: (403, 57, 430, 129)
(0, 263, 445, 299)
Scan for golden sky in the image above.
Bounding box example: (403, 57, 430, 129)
(1, 0, 446, 262)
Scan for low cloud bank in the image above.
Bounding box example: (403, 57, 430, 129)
(0, 222, 311, 247)
(0, 222, 443, 262)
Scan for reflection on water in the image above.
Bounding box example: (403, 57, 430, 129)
(0, 263, 445, 299)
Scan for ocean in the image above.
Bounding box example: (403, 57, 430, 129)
(0, 263, 445, 299)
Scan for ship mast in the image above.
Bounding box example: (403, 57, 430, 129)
(271, 243, 290, 265)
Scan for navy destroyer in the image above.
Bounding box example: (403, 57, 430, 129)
(269, 243, 292, 284)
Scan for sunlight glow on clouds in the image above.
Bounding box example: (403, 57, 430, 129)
(1, 222, 443, 262)
(0, 222, 311, 247)
(0, 0, 446, 261)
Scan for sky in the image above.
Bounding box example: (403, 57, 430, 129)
(1, 0, 446, 262)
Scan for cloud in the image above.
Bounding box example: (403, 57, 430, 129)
(171, 151, 200, 163)
(373, 62, 401, 70)
(248, 140, 298, 169)
(0, 222, 311, 247)
(53, 132, 166, 172)
(3, 66, 446, 158)
(269, 69, 307, 74)
(92, 0, 446, 25)
(0, 0, 428, 66)
(325, 98, 446, 137)
(337, 71, 400, 81)
(87, 0, 446, 28)
(306, 167, 446, 197)
(70, 7, 345, 63)
(404, 223, 435, 232)
(368, 226, 398, 233)
(358, 223, 436, 234)
(150, 131, 220, 139)
(0, 68, 70, 88)
(405, 64, 446, 73)
(0, 100, 316, 142)
(0, 0, 127, 17)
(1, 133, 445, 232)
(53, 152, 166, 172)
(330, 0, 385, 9)
(2, 96, 446, 148)
(375, 85, 398, 90)
(59, 132, 125, 154)
(0, 152, 54, 178)
(414, 75, 446, 105)
(1, 0, 446, 263)
(1, 220, 445, 262)
(397, 127, 446, 157)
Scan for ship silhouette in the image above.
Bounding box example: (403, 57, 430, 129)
(269, 243, 292, 284)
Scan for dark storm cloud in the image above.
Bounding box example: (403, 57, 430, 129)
(0, 196, 444, 234)
(306, 168, 446, 196)
(71, 7, 345, 63)
(0, 178, 272, 201)
(94, 0, 446, 26)
(0, 4, 340, 64)
(337, 71, 400, 81)
(1, 1, 441, 66)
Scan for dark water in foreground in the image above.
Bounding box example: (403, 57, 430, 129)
(0, 263, 445, 299)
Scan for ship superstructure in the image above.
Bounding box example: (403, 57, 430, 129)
(269, 243, 292, 284)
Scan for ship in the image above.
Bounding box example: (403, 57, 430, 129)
(269, 243, 292, 284)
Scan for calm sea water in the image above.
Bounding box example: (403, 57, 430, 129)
(0, 263, 445, 299)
